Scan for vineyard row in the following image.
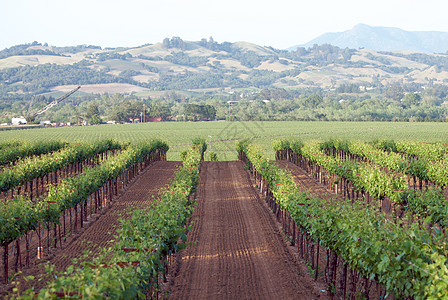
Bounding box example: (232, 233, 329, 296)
(0, 140, 169, 285)
(237, 140, 447, 299)
(275, 140, 448, 229)
(30, 140, 206, 299)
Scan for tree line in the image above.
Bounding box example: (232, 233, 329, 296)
(3, 86, 447, 125)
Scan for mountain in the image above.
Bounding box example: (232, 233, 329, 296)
(289, 24, 448, 53)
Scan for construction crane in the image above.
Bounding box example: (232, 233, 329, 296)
(26, 86, 81, 123)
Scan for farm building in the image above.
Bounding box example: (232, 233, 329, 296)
(11, 117, 27, 125)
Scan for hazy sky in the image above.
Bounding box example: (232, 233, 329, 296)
(1, 0, 448, 50)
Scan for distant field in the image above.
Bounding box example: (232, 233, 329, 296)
(0, 121, 447, 160)
(52, 83, 149, 94)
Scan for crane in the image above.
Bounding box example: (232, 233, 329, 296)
(26, 86, 81, 123)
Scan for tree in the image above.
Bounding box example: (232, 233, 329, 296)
(74, 108, 83, 125)
(185, 104, 216, 121)
(150, 102, 171, 120)
(85, 102, 102, 124)
(402, 93, 421, 108)
(199, 38, 208, 48)
(303, 94, 323, 108)
(89, 114, 102, 125)
(162, 37, 186, 50)
(259, 88, 271, 100)
(162, 38, 170, 49)
(86, 103, 100, 120)
(385, 85, 404, 101)
(207, 36, 218, 51)
(109, 100, 142, 123)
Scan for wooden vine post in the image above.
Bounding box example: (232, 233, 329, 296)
(2, 243, 8, 284)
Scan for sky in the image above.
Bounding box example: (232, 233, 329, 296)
(1, 0, 448, 51)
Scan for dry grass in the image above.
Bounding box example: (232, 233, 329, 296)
(409, 66, 448, 82)
(256, 61, 295, 72)
(231, 41, 276, 56)
(51, 83, 148, 94)
(208, 57, 249, 70)
(0, 55, 80, 69)
(122, 42, 219, 58)
(358, 49, 428, 69)
(133, 73, 159, 83)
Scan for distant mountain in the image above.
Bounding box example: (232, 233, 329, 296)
(289, 24, 448, 53)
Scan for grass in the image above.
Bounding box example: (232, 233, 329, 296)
(0, 121, 447, 161)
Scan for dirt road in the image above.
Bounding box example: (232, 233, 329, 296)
(169, 161, 323, 300)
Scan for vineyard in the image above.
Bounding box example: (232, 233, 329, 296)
(1, 121, 448, 161)
(267, 138, 448, 299)
(0, 133, 448, 299)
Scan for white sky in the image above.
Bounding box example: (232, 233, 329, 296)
(1, 0, 448, 50)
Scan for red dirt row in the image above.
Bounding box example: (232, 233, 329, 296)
(1, 160, 180, 296)
(275, 160, 334, 198)
(168, 161, 325, 300)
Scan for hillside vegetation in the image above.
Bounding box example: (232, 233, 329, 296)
(3, 39, 448, 94)
(1, 38, 448, 123)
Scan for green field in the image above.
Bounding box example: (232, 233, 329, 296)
(1, 121, 447, 160)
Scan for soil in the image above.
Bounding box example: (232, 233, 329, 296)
(0, 160, 180, 296)
(168, 161, 326, 300)
(275, 160, 335, 198)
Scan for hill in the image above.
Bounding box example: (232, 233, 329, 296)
(2, 38, 448, 98)
(290, 24, 448, 53)
(2, 37, 448, 123)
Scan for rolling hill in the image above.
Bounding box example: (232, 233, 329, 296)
(1, 36, 448, 99)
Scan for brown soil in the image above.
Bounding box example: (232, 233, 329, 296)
(168, 161, 326, 300)
(275, 160, 335, 198)
(1, 161, 179, 296)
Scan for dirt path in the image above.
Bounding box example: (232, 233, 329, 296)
(275, 160, 335, 198)
(169, 161, 323, 300)
(1, 160, 179, 295)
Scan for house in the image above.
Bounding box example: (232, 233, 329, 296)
(147, 116, 162, 122)
(138, 116, 163, 122)
(11, 117, 27, 125)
